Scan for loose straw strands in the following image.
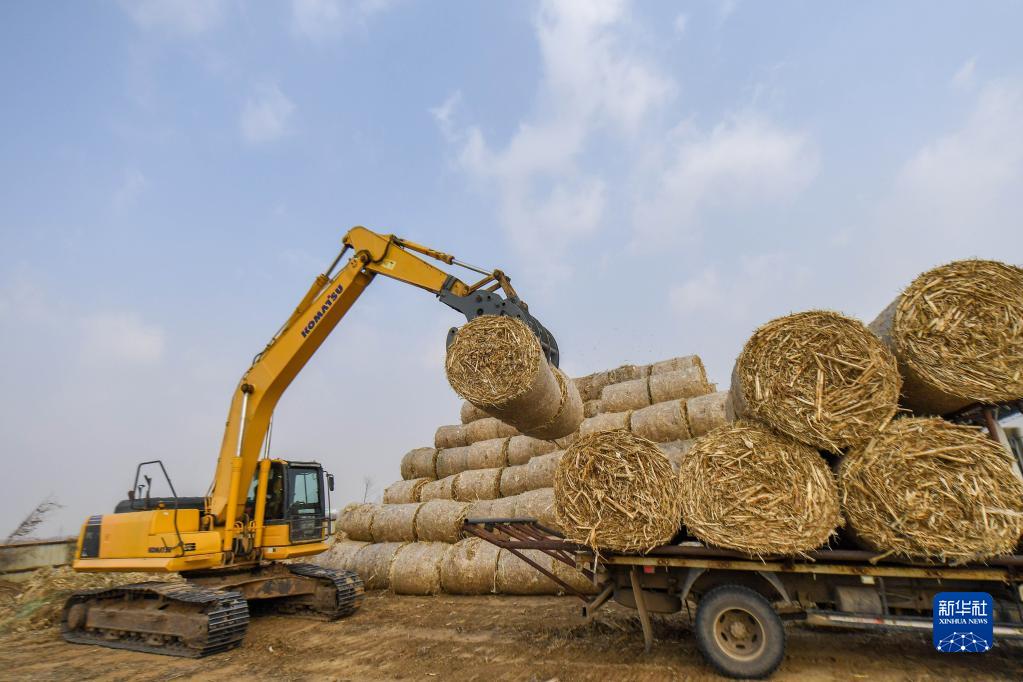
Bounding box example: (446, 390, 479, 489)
(870, 259, 1023, 414)
(678, 421, 841, 556)
(554, 431, 683, 552)
(445, 316, 543, 406)
(839, 417, 1023, 563)
(733, 310, 901, 451)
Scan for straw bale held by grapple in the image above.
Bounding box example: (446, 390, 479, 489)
(677, 421, 841, 556)
(732, 310, 901, 451)
(554, 430, 683, 552)
(446, 316, 582, 440)
(839, 417, 1023, 563)
(869, 259, 1023, 415)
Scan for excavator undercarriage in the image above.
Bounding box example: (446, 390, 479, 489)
(61, 564, 363, 657)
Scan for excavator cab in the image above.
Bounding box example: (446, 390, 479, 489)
(244, 460, 333, 545)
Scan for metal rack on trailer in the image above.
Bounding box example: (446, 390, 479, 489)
(464, 519, 1023, 679)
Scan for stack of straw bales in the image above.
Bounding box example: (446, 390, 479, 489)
(323, 353, 730, 594)
(676, 259, 1023, 562)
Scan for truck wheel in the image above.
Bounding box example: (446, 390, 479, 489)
(694, 585, 785, 679)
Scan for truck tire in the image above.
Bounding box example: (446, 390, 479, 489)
(694, 584, 785, 679)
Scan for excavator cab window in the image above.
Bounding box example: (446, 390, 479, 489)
(285, 465, 326, 542)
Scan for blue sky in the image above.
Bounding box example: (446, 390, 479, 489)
(1, 0, 1021, 536)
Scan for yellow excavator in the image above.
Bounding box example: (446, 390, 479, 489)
(62, 226, 559, 657)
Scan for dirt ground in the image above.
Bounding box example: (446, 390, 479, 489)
(0, 590, 1020, 681)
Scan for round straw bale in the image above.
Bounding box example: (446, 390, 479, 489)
(686, 391, 736, 437)
(554, 431, 683, 552)
(630, 400, 691, 443)
(868, 260, 1023, 415)
(607, 364, 649, 383)
(649, 367, 713, 403)
(370, 503, 421, 543)
(601, 378, 651, 413)
(733, 310, 901, 451)
(446, 316, 580, 439)
(499, 464, 533, 498)
(583, 400, 601, 418)
(414, 499, 470, 543)
(338, 502, 376, 542)
(350, 542, 407, 590)
(466, 437, 510, 470)
(440, 538, 500, 594)
(579, 411, 631, 437)
(650, 355, 705, 377)
(514, 488, 560, 530)
(460, 401, 490, 424)
(506, 435, 557, 466)
(526, 451, 564, 490)
(389, 542, 450, 595)
(575, 371, 612, 402)
(435, 424, 469, 449)
(400, 447, 438, 480)
(839, 417, 1023, 563)
(679, 421, 840, 555)
(464, 417, 520, 444)
(466, 496, 517, 519)
(526, 367, 584, 440)
(436, 446, 471, 479)
(313, 539, 368, 571)
(495, 549, 559, 595)
(383, 478, 430, 504)
(419, 475, 457, 502)
(452, 467, 503, 501)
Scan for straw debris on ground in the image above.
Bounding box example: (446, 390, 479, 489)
(0, 566, 177, 633)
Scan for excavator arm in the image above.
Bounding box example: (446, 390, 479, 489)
(208, 226, 558, 527)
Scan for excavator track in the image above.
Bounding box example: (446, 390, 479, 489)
(271, 563, 364, 619)
(61, 582, 249, 658)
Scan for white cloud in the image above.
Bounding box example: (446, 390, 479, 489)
(436, 0, 672, 272)
(240, 83, 296, 144)
(118, 0, 226, 36)
(430, 91, 462, 141)
(673, 13, 688, 36)
(716, 0, 739, 23)
(890, 80, 1023, 242)
(80, 313, 166, 366)
(113, 168, 147, 211)
(669, 252, 805, 322)
(634, 114, 819, 241)
(951, 57, 977, 90)
(291, 0, 394, 42)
